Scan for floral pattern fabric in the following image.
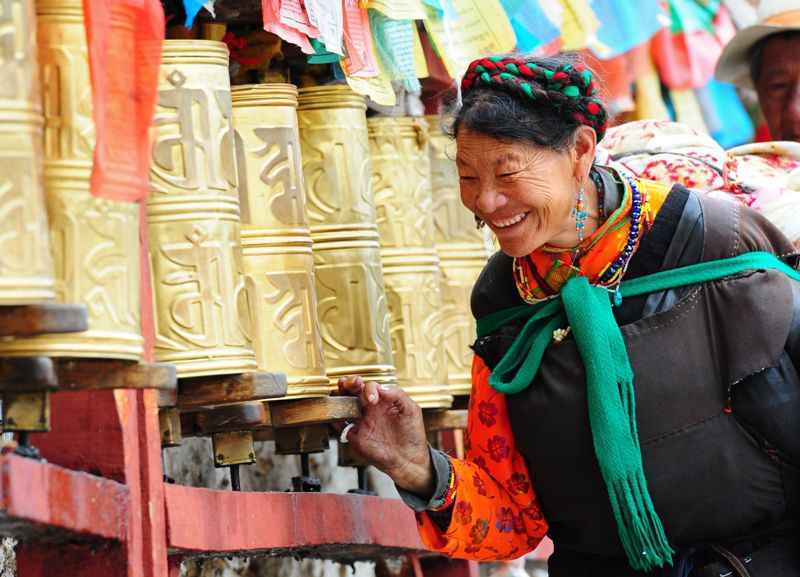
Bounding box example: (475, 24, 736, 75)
(596, 120, 800, 245)
(416, 356, 548, 560)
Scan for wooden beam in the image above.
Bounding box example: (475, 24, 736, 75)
(177, 372, 288, 408)
(0, 357, 58, 392)
(0, 303, 88, 337)
(55, 360, 177, 391)
(269, 396, 360, 428)
(0, 454, 127, 541)
(180, 402, 272, 437)
(164, 486, 426, 560)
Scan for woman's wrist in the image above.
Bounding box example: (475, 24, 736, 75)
(389, 451, 436, 498)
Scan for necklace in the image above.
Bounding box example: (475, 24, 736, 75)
(512, 171, 651, 305)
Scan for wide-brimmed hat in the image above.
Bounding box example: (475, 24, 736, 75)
(715, 0, 800, 88)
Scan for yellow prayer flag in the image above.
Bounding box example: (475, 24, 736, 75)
(558, 0, 599, 51)
(345, 55, 397, 106)
(423, 0, 515, 78)
(368, 0, 426, 20)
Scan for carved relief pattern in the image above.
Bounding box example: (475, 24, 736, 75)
(314, 252, 393, 369)
(235, 125, 306, 227)
(298, 117, 375, 228)
(38, 26, 95, 164)
(50, 193, 140, 334)
(369, 125, 433, 248)
(439, 265, 482, 395)
(429, 129, 483, 244)
(150, 69, 237, 198)
(151, 221, 252, 361)
(0, 0, 37, 103)
(384, 269, 446, 387)
(0, 157, 53, 283)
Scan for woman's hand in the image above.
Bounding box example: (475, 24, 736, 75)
(337, 376, 434, 498)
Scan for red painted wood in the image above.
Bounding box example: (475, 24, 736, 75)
(137, 390, 169, 577)
(0, 454, 127, 540)
(165, 486, 426, 555)
(17, 543, 127, 577)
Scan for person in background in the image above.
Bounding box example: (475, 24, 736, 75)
(716, 0, 800, 141)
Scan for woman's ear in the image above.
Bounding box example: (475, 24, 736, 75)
(571, 125, 598, 183)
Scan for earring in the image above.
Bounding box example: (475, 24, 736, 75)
(573, 185, 588, 243)
(475, 214, 486, 229)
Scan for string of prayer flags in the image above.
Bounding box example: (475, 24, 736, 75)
(262, 0, 313, 53)
(369, 10, 421, 92)
(342, 0, 381, 77)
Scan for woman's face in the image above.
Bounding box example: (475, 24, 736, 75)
(456, 128, 588, 257)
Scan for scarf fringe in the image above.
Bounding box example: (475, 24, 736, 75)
(608, 471, 674, 572)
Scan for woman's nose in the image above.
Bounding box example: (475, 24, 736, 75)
(475, 184, 508, 214)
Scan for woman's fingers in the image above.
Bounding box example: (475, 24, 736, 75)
(337, 376, 365, 396)
(361, 380, 380, 406)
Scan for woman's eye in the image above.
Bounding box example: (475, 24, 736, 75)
(498, 171, 519, 179)
(459, 175, 477, 182)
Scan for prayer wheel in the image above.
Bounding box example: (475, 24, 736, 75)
(296, 85, 376, 234)
(0, 0, 143, 359)
(0, 0, 55, 305)
(427, 116, 489, 397)
(311, 226, 396, 387)
(380, 248, 452, 409)
(368, 117, 434, 249)
(148, 40, 255, 377)
(232, 83, 329, 397)
(436, 245, 486, 397)
(297, 86, 397, 388)
(369, 116, 451, 409)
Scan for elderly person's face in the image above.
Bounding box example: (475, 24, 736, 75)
(754, 33, 800, 142)
(456, 125, 596, 257)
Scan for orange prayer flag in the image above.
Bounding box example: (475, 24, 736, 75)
(82, 0, 165, 202)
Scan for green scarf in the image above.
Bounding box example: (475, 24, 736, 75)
(476, 251, 800, 572)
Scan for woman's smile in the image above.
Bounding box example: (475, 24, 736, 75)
(488, 211, 530, 229)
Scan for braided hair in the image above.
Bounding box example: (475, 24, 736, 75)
(453, 54, 608, 149)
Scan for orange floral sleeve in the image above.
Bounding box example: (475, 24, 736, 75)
(415, 355, 548, 560)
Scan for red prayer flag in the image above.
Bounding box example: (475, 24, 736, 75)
(82, 0, 165, 202)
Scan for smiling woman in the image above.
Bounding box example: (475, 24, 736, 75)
(336, 52, 800, 577)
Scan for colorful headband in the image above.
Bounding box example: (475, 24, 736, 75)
(460, 56, 608, 141)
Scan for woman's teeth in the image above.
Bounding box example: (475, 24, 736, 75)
(490, 212, 528, 229)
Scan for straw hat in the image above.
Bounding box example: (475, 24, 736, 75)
(715, 0, 800, 88)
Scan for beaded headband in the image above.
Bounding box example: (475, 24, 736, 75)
(460, 56, 609, 141)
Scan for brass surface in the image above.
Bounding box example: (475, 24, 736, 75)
(0, 0, 143, 359)
(437, 244, 487, 397)
(0, 0, 55, 304)
(212, 430, 256, 466)
(368, 117, 433, 249)
(232, 84, 308, 231)
(427, 115, 485, 246)
(148, 40, 256, 378)
(2, 391, 50, 431)
(381, 248, 451, 409)
(241, 229, 329, 397)
(312, 226, 396, 386)
(297, 85, 376, 233)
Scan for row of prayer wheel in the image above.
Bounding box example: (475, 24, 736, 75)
(0, 0, 488, 409)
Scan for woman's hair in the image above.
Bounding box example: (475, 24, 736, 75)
(448, 53, 608, 151)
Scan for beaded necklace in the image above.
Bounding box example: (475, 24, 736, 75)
(512, 173, 666, 305)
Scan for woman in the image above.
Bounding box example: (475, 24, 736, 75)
(337, 54, 800, 576)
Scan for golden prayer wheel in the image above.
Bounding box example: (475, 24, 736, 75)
(148, 40, 256, 377)
(312, 226, 396, 388)
(437, 245, 487, 397)
(381, 248, 452, 409)
(0, 0, 55, 305)
(427, 115, 486, 246)
(240, 229, 329, 397)
(368, 117, 433, 249)
(232, 84, 308, 231)
(0, 0, 143, 359)
(297, 86, 376, 234)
